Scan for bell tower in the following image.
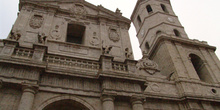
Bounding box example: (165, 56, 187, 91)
(131, 0, 220, 84)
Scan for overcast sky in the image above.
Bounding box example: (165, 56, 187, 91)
(0, 0, 219, 60)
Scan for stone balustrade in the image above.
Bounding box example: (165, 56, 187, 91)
(45, 55, 100, 70)
(112, 62, 127, 72)
(13, 47, 34, 59)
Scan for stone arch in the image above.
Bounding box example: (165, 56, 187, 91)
(189, 53, 214, 83)
(35, 95, 95, 110)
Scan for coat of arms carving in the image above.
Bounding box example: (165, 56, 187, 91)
(136, 53, 160, 75)
(109, 28, 120, 42)
(29, 15, 44, 29)
(70, 4, 87, 19)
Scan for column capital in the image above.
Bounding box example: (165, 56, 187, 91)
(101, 95, 115, 102)
(21, 83, 38, 94)
(130, 97, 144, 105)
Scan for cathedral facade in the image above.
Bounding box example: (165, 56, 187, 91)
(0, 0, 220, 110)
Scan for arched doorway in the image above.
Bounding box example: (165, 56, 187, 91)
(36, 95, 95, 110)
(43, 99, 89, 110)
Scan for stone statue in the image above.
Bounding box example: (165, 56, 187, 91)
(125, 48, 132, 59)
(38, 32, 47, 44)
(102, 45, 112, 54)
(9, 30, 21, 41)
(115, 8, 122, 16)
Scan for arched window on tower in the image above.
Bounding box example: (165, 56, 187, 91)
(173, 29, 181, 37)
(137, 15, 142, 26)
(161, 4, 169, 13)
(189, 54, 213, 83)
(146, 5, 153, 13)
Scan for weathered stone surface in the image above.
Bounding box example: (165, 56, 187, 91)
(0, 0, 219, 110)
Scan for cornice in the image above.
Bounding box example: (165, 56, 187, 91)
(148, 35, 216, 58)
(19, 0, 131, 25)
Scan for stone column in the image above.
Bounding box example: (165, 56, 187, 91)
(102, 95, 115, 110)
(18, 85, 37, 110)
(131, 98, 144, 110)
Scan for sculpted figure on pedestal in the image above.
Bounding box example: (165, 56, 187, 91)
(125, 48, 133, 59)
(9, 30, 21, 41)
(102, 45, 112, 55)
(38, 32, 47, 44)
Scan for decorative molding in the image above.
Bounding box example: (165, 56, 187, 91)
(102, 79, 142, 93)
(0, 65, 39, 80)
(40, 74, 100, 92)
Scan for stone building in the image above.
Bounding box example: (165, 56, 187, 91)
(0, 0, 220, 110)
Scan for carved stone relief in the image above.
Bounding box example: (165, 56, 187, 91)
(50, 25, 61, 40)
(150, 83, 161, 92)
(109, 27, 120, 42)
(90, 32, 100, 46)
(70, 4, 87, 19)
(136, 52, 160, 75)
(29, 15, 44, 29)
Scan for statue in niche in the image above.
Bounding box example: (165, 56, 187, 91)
(38, 32, 47, 44)
(109, 28, 120, 42)
(136, 51, 160, 75)
(9, 30, 21, 41)
(29, 14, 44, 29)
(125, 48, 133, 59)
